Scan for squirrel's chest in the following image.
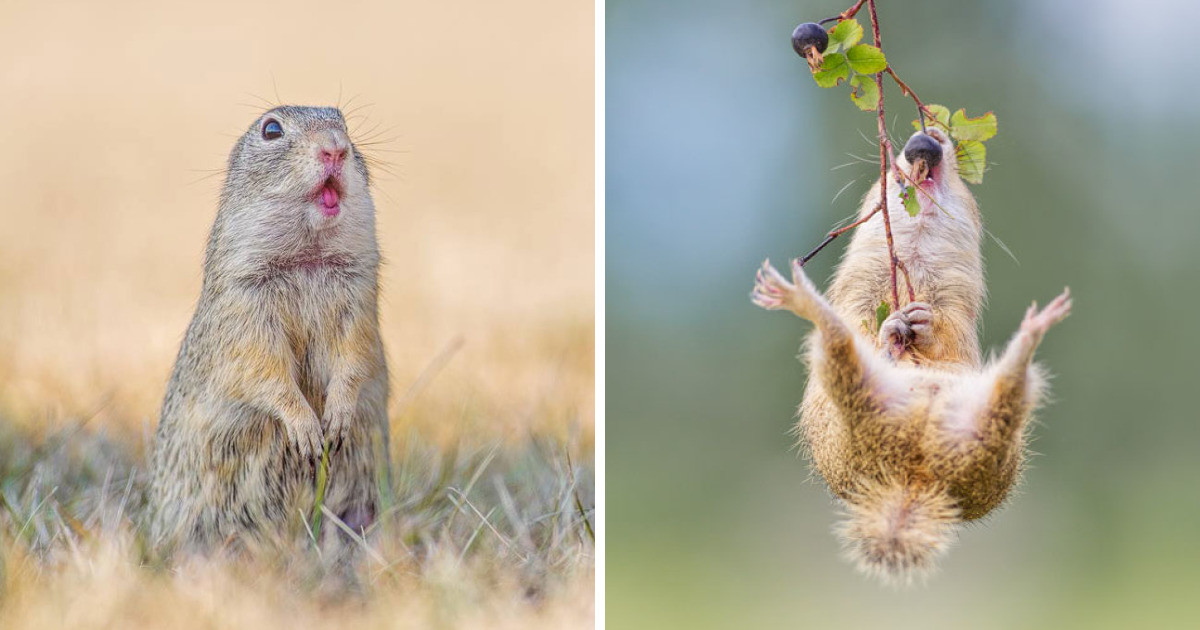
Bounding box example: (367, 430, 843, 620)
(891, 215, 967, 265)
(277, 286, 361, 394)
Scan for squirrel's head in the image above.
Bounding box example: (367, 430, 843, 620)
(892, 128, 976, 222)
(221, 106, 373, 235)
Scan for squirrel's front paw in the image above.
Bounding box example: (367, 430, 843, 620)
(879, 301, 933, 358)
(282, 411, 324, 469)
(322, 405, 353, 452)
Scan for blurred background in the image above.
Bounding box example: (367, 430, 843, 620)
(608, 0, 1200, 627)
(0, 1, 593, 627)
(0, 0, 593, 446)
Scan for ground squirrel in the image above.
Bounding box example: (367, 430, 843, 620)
(151, 106, 389, 555)
(752, 129, 1071, 583)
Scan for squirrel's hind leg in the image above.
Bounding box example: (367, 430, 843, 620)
(964, 289, 1072, 454)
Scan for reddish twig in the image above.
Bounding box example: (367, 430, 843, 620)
(830, 203, 882, 238)
(798, 202, 882, 266)
(799, 234, 838, 267)
(867, 0, 901, 309)
(895, 257, 916, 302)
(803, 0, 935, 307)
(885, 66, 942, 132)
(819, 0, 867, 24)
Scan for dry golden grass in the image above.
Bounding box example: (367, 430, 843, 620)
(5, 549, 594, 630)
(0, 422, 594, 628)
(0, 0, 593, 626)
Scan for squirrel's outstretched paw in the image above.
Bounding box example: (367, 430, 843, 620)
(751, 259, 790, 311)
(1021, 287, 1072, 337)
(751, 258, 819, 320)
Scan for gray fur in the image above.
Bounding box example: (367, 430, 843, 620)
(150, 106, 390, 555)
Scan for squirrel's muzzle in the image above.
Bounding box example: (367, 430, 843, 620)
(903, 132, 942, 183)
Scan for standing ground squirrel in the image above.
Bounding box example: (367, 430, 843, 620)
(752, 129, 1071, 583)
(151, 106, 389, 555)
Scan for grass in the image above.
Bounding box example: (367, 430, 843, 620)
(0, 303, 593, 628)
(0, 416, 594, 628)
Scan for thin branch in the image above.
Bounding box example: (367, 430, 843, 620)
(799, 234, 837, 267)
(799, 202, 881, 266)
(895, 257, 916, 302)
(885, 66, 942, 133)
(820, 0, 867, 25)
(868, 0, 901, 309)
(805, 0, 938, 307)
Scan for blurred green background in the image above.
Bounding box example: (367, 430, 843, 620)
(607, 0, 1200, 627)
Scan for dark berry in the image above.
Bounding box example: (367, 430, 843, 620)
(903, 133, 942, 169)
(792, 22, 828, 58)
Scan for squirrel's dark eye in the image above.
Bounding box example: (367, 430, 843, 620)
(262, 119, 283, 140)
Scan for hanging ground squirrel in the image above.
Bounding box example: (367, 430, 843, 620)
(752, 128, 1071, 583)
(151, 106, 389, 554)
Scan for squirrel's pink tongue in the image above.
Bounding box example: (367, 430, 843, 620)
(320, 186, 340, 216)
(321, 186, 339, 207)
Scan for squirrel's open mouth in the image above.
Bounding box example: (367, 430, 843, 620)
(910, 159, 938, 188)
(897, 160, 941, 215)
(314, 176, 345, 217)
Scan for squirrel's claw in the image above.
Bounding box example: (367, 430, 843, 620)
(1020, 287, 1072, 337)
(282, 412, 323, 479)
(752, 259, 793, 311)
(322, 407, 353, 456)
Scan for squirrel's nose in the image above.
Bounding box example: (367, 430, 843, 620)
(903, 132, 942, 169)
(320, 147, 347, 169)
(313, 127, 350, 173)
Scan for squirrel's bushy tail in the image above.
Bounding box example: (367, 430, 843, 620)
(836, 479, 959, 585)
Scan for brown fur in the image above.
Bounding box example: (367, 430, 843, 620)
(752, 129, 1071, 583)
(150, 107, 389, 559)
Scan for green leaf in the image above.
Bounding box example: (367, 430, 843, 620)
(956, 140, 987, 184)
(827, 19, 862, 52)
(845, 44, 887, 74)
(902, 185, 921, 216)
(849, 74, 879, 111)
(912, 103, 951, 131)
(949, 109, 998, 142)
(812, 52, 849, 88)
(875, 300, 892, 331)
